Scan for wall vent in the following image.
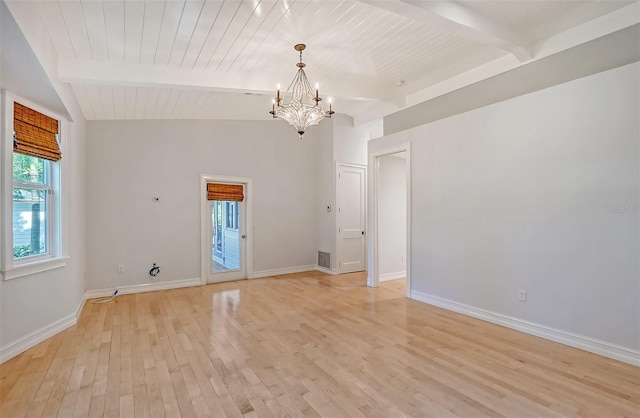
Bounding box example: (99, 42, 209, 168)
(318, 251, 331, 269)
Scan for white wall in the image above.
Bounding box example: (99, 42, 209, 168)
(333, 114, 380, 165)
(1, 0, 86, 354)
(86, 119, 321, 290)
(378, 153, 407, 280)
(314, 122, 336, 269)
(315, 115, 379, 272)
(369, 62, 640, 352)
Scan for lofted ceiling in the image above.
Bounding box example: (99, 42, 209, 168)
(7, 0, 639, 123)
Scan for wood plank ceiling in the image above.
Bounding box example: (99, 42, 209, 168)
(22, 0, 638, 121)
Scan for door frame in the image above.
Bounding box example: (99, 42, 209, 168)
(200, 174, 253, 285)
(335, 162, 367, 274)
(368, 143, 411, 297)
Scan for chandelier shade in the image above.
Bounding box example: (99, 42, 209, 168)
(269, 44, 333, 139)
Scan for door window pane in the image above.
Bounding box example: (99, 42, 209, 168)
(211, 200, 241, 272)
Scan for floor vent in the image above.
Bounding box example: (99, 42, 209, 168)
(318, 251, 331, 269)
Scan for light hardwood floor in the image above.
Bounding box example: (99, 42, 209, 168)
(1, 271, 638, 417)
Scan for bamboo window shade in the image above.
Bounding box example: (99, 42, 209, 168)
(207, 183, 244, 202)
(13, 102, 61, 161)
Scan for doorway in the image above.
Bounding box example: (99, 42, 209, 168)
(369, 144, 411, 296)
(200, 175, 253, 284)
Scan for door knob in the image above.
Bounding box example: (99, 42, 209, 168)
(241, 234, 246, 239)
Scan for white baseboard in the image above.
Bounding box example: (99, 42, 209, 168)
(251, 265, 316, 279)
(410, 290, 640, 366)
(315, 265, 338, 275)
(75, 292, 87, 320)
(380, 271, 406, 282)
(85, 278, 202, 299)
(0, 293, 87, 364)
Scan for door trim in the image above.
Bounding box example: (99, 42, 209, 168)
(200, 174, 253, 285)
(368, 143, 411, 297)
(335, 163, 367, 275)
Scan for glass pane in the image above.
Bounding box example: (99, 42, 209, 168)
(13, 154, 46, 184)
(211, 200, 241, 272)
(13, 188, 47, 258)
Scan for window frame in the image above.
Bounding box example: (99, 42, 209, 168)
(1, 91, 69, 280)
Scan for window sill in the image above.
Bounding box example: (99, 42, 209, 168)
(2, 256, 69, 280)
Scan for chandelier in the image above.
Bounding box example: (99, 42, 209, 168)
(269, 44, 334, 139)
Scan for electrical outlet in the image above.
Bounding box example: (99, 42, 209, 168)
(117, 265, 125, 273)
(518, 289, 527, 302)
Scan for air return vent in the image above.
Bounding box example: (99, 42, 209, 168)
(318, 251, 331, 269)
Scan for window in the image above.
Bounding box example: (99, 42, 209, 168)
(13, 154, 51, 259)
(2, 95, 66, 279)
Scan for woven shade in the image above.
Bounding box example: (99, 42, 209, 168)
(14, 102, 61, 161)
(207, 183, 244, 202)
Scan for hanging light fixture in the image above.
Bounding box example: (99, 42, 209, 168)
(269, 44, 334, 139)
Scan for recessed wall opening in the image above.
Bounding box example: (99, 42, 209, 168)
(377, 151, 408, 284)
(370, 144, 411, 296)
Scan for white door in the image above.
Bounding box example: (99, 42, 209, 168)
(337, 165, 366, 273)
(208, 185, 246, 283)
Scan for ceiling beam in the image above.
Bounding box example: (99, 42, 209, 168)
(58, 58, 399, 103)
(361, 0, 533, 62)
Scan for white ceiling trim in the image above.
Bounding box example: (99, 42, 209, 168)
(58, 58, 399, 102)
(361, 0, 533, 62)
(534, 1, 640, 57)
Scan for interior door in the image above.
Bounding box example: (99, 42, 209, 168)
(337, 165, 366, 273)
(208, 184, 246, 283)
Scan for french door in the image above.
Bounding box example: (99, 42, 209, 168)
(202, 178, 249, 283)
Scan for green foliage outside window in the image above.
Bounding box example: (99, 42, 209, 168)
(13, 153, 45, 183)
(13, 244, 32, 258)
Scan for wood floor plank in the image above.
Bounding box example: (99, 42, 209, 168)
(154, 359, 181, 418)
(1, 272, 638, 417)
